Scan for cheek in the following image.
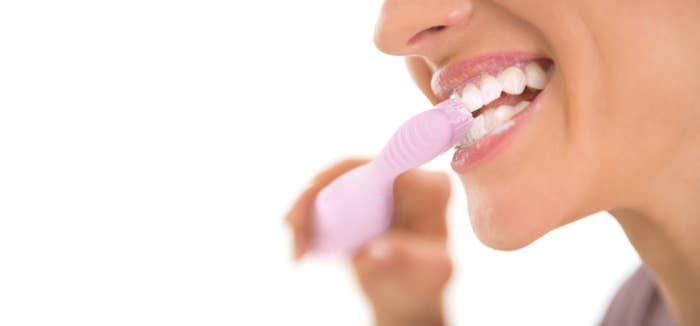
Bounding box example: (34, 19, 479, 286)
(574, 1, 696, 201)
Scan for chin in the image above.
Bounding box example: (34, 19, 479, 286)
(463, 181, 572, 251)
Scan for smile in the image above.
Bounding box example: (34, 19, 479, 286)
(431, 52, 554, 172)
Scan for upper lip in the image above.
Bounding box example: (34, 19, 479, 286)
(430, 51, 545, 100)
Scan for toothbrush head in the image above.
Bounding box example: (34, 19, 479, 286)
(434, 98, 473, 152)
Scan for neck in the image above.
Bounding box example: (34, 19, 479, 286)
(610, 137, 700, 326)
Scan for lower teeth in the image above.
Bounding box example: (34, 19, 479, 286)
(457, 100, 531, 148)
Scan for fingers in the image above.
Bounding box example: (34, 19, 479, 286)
(392, 169, 452, 236)
(310, 158, 370, 187)
(284, 158, 370, 260)
(353, 233, 451, 279)
(285, 187, 316, 260)
(284, 158, 451, 261)
(352, 232, 453, 314)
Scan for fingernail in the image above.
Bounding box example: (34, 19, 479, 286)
(369, 239, 392, 262)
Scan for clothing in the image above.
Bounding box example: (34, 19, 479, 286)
(601, 266, 675, 326)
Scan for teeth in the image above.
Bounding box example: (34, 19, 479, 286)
(468, 115, 489, 142)
(479, 74, 502, 105)
(493, 104, 516, 122)
(513, 100, 530, 114)
(481, 110, 504, 131)
(498, 67, 527, 95)
(457, 63, 549, 109)
(458, 100, 532, 148)
(460, 84, 483, 113)
(453, 62, 549, 145)
(525, 63, 548, 90)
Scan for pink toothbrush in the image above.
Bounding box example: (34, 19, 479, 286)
(312, 99, 473, 257)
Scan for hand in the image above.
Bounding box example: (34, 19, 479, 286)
(285, 159, 453, 326)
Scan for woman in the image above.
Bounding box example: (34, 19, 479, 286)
(286, 1, 700, 325)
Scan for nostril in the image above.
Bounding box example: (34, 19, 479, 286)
(407, 25, 447, 46)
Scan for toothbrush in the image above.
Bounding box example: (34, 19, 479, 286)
(312, 98, 474, 257)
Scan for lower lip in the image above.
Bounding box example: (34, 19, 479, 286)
(451, 85, 550, 173)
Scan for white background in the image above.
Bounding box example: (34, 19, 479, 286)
(0, 1, 640, 325)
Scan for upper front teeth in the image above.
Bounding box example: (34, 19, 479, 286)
(479, 74, 502, 106)
(461, 84, 483, 112)
(458, 62, 550, 113)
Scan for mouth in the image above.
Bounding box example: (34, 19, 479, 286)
(431, 52, 554, 172)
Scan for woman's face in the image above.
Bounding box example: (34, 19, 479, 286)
(375, 1, 700, 250)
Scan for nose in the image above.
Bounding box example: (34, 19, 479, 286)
(374, 0, 473, 57)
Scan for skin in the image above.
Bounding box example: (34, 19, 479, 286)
(287, 1, 700, 325)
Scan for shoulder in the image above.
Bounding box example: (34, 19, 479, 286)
(601, 266, 675, 326)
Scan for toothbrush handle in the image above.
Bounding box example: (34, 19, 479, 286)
(312, 163, 394, 257)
